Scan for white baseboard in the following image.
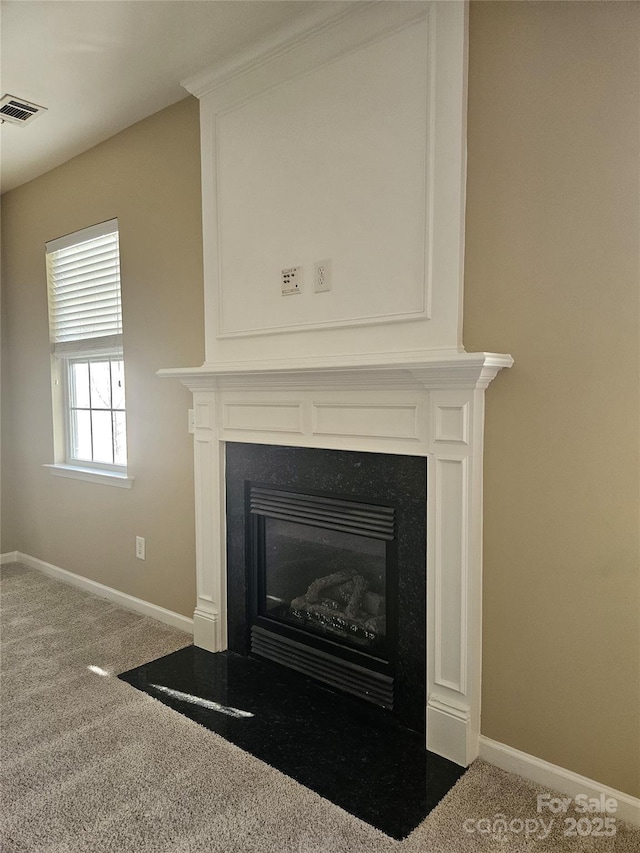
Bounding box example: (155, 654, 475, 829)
(2, 551, 194, 635)
(193, 607, 222, 653)
(427, 697, 474, 767)
(479, 736, 640, 827)
(1, 551, 19, 564)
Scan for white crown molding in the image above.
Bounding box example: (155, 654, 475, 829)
(181, 2, 423, 101)
(158, 351, 513, 393)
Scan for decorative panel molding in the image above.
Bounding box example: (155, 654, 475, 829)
(223, 402, 303, 434)
(213, 14, 433, 338)
(433, 455, 468, 694)
(434, 402, 470, 445)
(194, 402, 211, 430)
(193, 436, 216, 608)
(214, 391, 430, 456)
(312, 402, 422, 442)
(186, 1, 470, 363)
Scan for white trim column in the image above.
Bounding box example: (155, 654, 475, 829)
(425, 387, 485, 765)
(191, 390, 226, 652)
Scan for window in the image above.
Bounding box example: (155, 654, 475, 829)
(67, 357, 127, 466)
(44, 220, 132, 487)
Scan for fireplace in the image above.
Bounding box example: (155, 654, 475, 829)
(160, 0, 513, 767)
(161, 353, 512, 764)
(249, 487, 395, 705)
(225, 443, 427, 733)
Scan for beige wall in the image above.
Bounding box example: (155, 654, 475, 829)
(2, 1, 638, 799)
(464, 2, 640, 796)
(1, 97, 204, 618)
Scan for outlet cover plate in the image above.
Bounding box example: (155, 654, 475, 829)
(136, 536, 146, 560)
(314, 258, 332, 293)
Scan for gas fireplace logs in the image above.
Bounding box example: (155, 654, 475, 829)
(290, 570, 386, 641)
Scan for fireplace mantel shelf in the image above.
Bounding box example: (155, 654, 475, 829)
(158, 350, 513, 392)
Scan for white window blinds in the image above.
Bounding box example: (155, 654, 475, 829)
(46, 219, 123, 357)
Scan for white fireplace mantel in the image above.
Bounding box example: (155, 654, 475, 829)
(163, 0, 513, 769)
(159, 350, 512, 766)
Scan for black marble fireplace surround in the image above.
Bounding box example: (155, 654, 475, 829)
(225, 442, 427, 734)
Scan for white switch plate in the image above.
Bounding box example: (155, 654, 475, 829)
(314, 258, 332, 293)
(281, 266, 302, 295)
(188, 409, 195, 434)
(136, 536, 146, 560)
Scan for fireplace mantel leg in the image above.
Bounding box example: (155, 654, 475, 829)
(192, 392, 227, 653)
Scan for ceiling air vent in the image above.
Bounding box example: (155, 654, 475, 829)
(0, 94, 47, 126)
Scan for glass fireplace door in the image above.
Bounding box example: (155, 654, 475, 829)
(261, 517, 388, 657)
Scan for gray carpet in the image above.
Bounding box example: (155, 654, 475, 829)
(1, 561, 637, 851)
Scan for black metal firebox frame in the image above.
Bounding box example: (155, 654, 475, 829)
(247, 483, 399, 709)
(225, 442, 427, 734)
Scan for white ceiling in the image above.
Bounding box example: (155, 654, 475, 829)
(0, 0, 339, 194)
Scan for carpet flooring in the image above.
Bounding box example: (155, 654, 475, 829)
(1, 561, 638, 852)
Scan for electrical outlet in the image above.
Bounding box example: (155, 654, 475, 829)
(281, 266, 302, 295)
(314, 259, 331, 293)
(136, 536, 146, 560)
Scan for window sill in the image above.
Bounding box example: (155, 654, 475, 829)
(43, 464, 134, 489)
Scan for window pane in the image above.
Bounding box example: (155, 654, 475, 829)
(89, 361, 111, 409)
(113, 411, 127, 466)
(92, 410, 113, 464)
(71, 409, 92, 461)
(71, 362, 90, 408)
(111, 360, 125, 410)
(64, 354, 127, 469)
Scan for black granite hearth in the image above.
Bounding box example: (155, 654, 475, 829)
(119, 645, 465, 840)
